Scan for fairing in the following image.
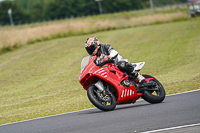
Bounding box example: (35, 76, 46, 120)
(79, 56, 142, 104)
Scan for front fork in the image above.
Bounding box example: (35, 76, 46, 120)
(95, 79, 106, 94)
(94, 79, 113, 102)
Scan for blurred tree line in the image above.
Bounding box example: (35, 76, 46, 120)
(0, 0, 187, 25)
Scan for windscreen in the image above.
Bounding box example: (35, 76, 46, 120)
(81, 56, 92, 72)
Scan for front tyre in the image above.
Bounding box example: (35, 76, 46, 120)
(87, 85, 116, 111)
(141, 74, 165, 104)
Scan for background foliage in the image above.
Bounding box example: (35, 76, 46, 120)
(0, 0, 187, 25)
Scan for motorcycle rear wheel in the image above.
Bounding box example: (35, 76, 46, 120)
(87, 85, 116, 111)
(141, 74, 165, 104)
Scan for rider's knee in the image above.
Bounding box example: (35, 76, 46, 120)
(117, 61, 134, 74)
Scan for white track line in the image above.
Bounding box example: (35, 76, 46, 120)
(0, 108, 95, 127)
(141, 123, 200, 133)
(166, 89, 200, 97)
(0, 89, 200, 127)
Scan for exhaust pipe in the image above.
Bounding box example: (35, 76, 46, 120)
(140, 81, 156, 88)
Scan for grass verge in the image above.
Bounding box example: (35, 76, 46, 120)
(0, 17, 199, 125)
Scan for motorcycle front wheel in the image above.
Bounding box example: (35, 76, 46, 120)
(87, 85, 116, 111)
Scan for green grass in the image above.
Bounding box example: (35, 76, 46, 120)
(0, 17, 200, 125)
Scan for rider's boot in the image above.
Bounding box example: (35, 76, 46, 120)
(137, 73, 145, 84)
(131, 71, 145, 84)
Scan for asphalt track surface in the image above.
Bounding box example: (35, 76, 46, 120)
(0, 90, 200, 133)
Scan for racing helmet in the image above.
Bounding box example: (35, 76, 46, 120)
(85, 37, 100, 55)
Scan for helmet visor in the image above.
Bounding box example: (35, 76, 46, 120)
(86, 44, 96, 55)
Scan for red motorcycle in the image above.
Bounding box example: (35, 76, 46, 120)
(79, 56, 165, 111)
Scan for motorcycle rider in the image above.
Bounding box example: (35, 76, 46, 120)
(85, 37, 145, 84)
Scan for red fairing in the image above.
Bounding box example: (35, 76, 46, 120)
(79, 56, 141, 104)
(145, 78, 154, 82)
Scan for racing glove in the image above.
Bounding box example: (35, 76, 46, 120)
(96, 56, 112, 66)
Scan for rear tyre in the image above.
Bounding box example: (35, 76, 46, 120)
(87, 85, 116, 111)
(141, 74, 165, 104)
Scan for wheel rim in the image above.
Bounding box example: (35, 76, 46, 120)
(93, 89, 113, 106)
(147, 80, 162, 97)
